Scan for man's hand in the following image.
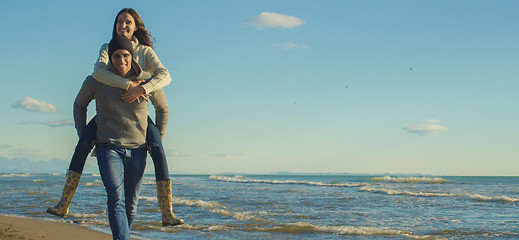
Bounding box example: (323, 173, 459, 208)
(122, 81, 147, 103)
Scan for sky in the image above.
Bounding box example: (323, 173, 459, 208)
(1, 0, 518, 176)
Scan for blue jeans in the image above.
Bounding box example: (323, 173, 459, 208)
(69, 116, 169, 180)
(96, 143, 147, 240)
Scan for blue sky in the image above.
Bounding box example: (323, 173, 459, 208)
(1, 0, 518, 175)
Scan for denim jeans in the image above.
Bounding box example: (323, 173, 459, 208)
(146, 117, 169, 180)
(69, 116, 169, 181)
(68, 118, 97, 173)
(96, 143, 147, 240)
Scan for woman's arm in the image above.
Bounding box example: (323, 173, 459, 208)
(92, 44, 132, 90)
(121, 46, 171, 103)
(139, 46, 171, 95)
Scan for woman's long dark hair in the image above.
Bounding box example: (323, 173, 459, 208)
(112, 8, 154, 48)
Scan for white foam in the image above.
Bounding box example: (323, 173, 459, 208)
(141, 179, 156, 186)
(371, 176, 450, 184)
(175, 198, 260, 221)
(0, 173, 32, 177)
(360, 186, 519, 203)
(360, 186, 454, 197)
(253, 222, 443, 239)
(67, 212, 103, 219)
(210, 175, 364, 187)
(206, 225, 232, 231)
(84, 180, 103, 187)
(467, 194, 519, 203)
(139, 196, 158, 202)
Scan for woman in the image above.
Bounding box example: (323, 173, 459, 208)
(47, 8, 183, 226)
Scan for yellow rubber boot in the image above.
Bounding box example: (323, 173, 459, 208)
(46, 170, 81, 217)
(156, 180, 184, 226)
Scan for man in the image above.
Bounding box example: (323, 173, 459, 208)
(74, 34, 168, 240)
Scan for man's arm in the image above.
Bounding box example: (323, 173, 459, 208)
(149, 88, 169, 137)
(74, 77, 95, 136)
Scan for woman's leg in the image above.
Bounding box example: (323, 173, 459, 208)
(146, 117, 169, 181)
(97, 143, 130, 240)
(124, 146, 147, 229)
(146, 117, 184, 226)
(69, 117, 97, 173)
(47, 117, 97, 217)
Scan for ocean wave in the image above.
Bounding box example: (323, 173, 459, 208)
(67, 212, 104, 219)
(141, 178, 156, 186)
(360, 186, 454, 197)
(467, 194, 519, 203)
(360, 186, 519, 202)
(371, 176, 450, 184)
(84, 180, 103, 187)
(74, 219, 110, 228)
(139, 196, 158, 202)
(134, 222, 231, 233)
(135, 220, 443, 239)
(176, 198, 262, 221)
(431, 229, 517, 238)
(249, 222, 443, 239)
(25, 191, 48, 195)
(210, 175, 365, 187)
(0, 173, 33, 177)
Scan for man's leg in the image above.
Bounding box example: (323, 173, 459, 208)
(97, 143, 130, 240)
(124, 146, 147, 229)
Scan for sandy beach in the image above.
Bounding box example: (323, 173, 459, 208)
(0, 214, 111, 240)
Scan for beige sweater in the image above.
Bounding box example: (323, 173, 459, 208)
(75, 60, 169, 149)
(92, 36, 171, 94)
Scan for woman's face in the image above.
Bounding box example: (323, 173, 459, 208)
(111, 49, 132, 77)
(116, 12, 137, 39)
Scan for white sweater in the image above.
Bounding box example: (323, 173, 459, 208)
(92, 36, 171, 94)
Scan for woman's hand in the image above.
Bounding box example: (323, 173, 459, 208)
(122, 81, 147, 103)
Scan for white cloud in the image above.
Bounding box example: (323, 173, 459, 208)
(277, 42, 310, 50)
(424, 119, 442, 123)
(403, 123, 448, 135)
(210, 153, 250, 158)
(17, 119, 73, 127)
(11, 97, 58, 113)
(0, 145, 11, 149)
(247, 12, 305, 30)
(164, 148, 191, 158)
(210, 153, 228, 158)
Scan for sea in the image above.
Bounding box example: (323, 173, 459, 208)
(0, 173, 518, 239)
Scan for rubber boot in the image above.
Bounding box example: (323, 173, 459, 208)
(156, 180, 184, 226)
(46, 170, 82, 217)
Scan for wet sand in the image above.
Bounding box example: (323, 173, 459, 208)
(0, 214, 111, 240)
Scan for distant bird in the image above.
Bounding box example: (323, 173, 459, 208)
(345, 85, 349, 89)
(410, 67, 413, 71)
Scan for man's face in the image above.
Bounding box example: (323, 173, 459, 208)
(111, 49, 132, 77)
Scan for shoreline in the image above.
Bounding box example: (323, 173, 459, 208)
(0, 214, 112, 240)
